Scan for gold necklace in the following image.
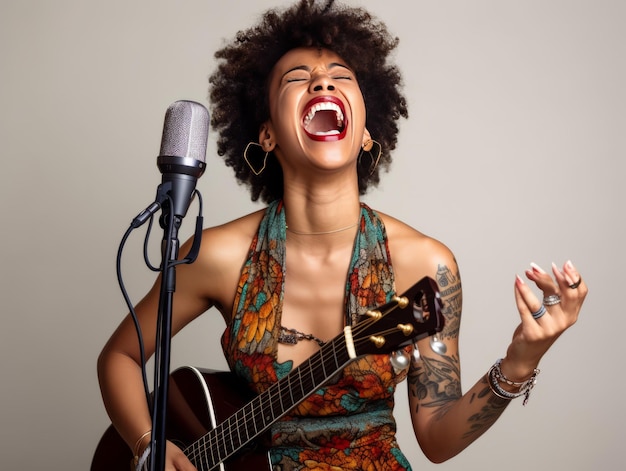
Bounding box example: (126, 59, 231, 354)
(286, 221, 359, 236)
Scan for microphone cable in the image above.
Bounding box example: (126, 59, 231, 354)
(115, 190, 204, 406)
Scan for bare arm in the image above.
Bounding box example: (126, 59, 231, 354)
(407, 255, 586, 462)
(96, 243, 215, 470)
(97, 213, 261, 470)
(383, 215, 587, 463)
(407, 261, 511, 462)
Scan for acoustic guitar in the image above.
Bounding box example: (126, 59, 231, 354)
(92, 276, 444, 470)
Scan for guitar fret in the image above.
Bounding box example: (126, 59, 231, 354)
(217, 424, 227, 464)
(186, 440, 198, 469)
(307, 357, 316, 393)
(277, 374, 286, 413)
(256, 389, 265, 431)
(239, 407, 249, 447)
(192, 441, 202, 470)
(192, 431, 212, 471)
(318, 346, 327, 380)
(203, 438, 212, 471)
(296, 366, 304, 402)
(225, 414, 234, 458)
(329, 342, 347, 370)
(245, 401, 256, 439)
(259, 391, 273, 428)
(207, 434, 219, 469)
(250, 398, 260, 435)
(269, 383, 283, 422)
(232, 408, 243, 450)
(303, 366, 310, 402)
(244, 399, 255, 438)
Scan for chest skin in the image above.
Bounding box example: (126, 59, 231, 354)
(277, 238, 354, 366)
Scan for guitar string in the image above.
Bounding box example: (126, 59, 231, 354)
(186, 323, 407, 468)
(184, 318, 406, 467)
(183, 313, 408, 467)
(184, 284, 443, 465)
(187, 339, 396, 469)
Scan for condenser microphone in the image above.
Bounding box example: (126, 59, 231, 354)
(157, 100, 209, 220)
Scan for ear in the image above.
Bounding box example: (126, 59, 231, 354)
(258, 122, 276, 152)
(361, 128, 373, 151)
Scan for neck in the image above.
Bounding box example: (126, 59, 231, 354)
(279, 162, 362, 241)
(282, 189, 361, 240)
(286, 220, 358, 236)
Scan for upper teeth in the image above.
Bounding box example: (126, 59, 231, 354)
(303, 102, 345, 130)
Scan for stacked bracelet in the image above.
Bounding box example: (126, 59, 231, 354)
(133, 430, 152, 468)
(487, 359, 540, 406)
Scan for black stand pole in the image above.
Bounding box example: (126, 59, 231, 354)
(150, 197, 181, 471)
(131, 178, 203, 471)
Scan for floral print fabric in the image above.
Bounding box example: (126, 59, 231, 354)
(221, 200, 412, 470)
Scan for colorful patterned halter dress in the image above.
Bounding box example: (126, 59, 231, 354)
(221, 200, 413, 470)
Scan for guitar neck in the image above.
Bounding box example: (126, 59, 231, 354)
(185, 336, 353, 470)
(182, 276, 443, 471)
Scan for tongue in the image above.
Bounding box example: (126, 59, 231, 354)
(306, 110, 340, 135)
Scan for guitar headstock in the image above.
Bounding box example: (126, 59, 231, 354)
(351, 276, 444, 356)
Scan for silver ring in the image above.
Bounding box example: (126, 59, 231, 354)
(569, 277, 582, 289)
(531, 304, 547, 320)
(543, 294, 561, 306)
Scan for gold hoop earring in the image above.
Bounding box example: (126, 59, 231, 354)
(359, 139, 382, 176)
(243, 142, 269, 176)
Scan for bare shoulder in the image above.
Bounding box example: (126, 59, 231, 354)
(178, 208, 266, 315)
(200, 208, 265, 261)
(376, 211, 458, 293)
(378, 210, 462, 339)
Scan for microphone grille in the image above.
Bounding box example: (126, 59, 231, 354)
(159, 100, 209, 163)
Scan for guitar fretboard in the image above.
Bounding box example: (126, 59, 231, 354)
(184, 336, 352, 470)
(181, 276, 443, 471)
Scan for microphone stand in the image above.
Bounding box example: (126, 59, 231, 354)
(150, 198, 178, 471)
(148, 183, 203, 471)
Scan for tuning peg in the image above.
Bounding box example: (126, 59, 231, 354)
(397, 324, 414, 336)
(390, 349, 411, 371)
(369, 335, 386, 348)
(393, 295, 409, 309)
(430, 335, 447, 355)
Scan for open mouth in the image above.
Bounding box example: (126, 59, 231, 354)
(302, 97, 347, 141)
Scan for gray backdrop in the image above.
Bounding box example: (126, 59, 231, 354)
(1, 0, 623, 469)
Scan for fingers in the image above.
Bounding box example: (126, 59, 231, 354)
(525, 262, 558, 295)
(518, 260, 587, 324)
(521, 263, 560, 322)
(514, 275, 545, 323)
(165, 440, 198, 470)
(553, 260, 587, 298)
(509, 261, 586, 369)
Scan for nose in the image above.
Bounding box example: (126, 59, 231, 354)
(310, 73, 335, 92)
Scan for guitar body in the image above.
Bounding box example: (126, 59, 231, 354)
(91, 367, 271, 471)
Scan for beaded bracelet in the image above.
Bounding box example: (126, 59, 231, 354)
(487, 359, 540, 406)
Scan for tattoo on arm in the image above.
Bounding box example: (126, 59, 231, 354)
(436, 263, 461, 340)
(408, 263, 463, 416)
(409, 262, 510, 441)
(464, 376, 510, 439)
(409, 353, 462, 418)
